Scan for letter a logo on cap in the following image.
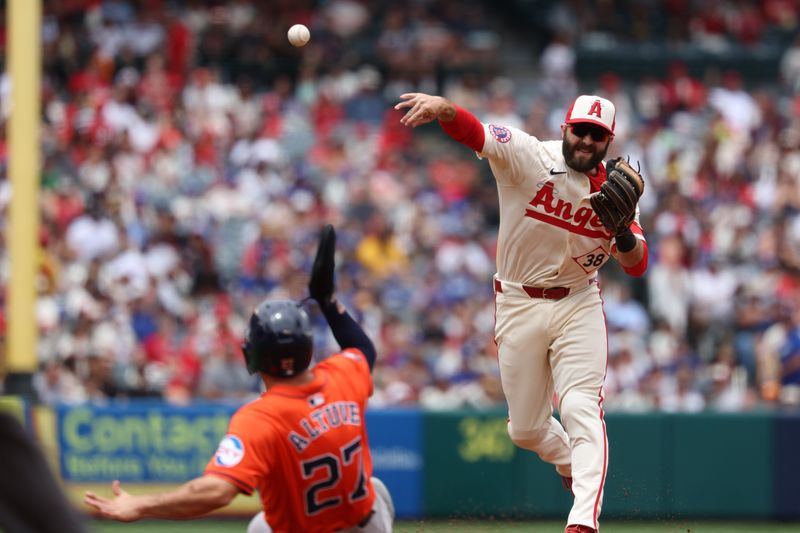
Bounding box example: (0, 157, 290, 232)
(565, 95, 616, 134)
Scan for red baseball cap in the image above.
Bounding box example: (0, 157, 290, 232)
(565, 95, 616, 134)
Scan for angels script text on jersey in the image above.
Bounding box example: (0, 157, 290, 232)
(526, 182, 611, 239)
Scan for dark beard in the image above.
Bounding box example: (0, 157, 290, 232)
(562, 135, 609, 173)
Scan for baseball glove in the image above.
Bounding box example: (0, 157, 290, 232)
(590, 157, 645, 235)
(308, 224, 336, 306)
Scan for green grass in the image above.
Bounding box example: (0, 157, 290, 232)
(88, 519, 800, 532)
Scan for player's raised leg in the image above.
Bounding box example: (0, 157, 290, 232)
(551, 285, 609, 531)
(495, 292, 572, 472)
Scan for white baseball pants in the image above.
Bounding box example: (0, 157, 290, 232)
(494, 278, 608, 530)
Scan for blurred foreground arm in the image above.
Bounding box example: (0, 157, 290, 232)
(0, 412, 87, 533)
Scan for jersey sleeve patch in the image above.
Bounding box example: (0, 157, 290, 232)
(213, 434, 245, 467)
(488, 124, 512, 143)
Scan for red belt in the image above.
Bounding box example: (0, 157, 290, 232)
(494, 279, 571, 300)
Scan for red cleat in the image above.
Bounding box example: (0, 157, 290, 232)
(565, 525, 597, 533)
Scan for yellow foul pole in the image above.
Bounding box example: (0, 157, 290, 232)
(5, 0, 42, 394)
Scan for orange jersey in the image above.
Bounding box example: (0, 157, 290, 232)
(205, 349, 374, 533)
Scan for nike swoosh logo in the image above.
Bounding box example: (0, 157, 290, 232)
(549, 169, 567, 175)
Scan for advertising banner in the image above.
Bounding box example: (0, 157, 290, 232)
(422, 409, 570, 518)
(365, 408, 423, 518)
(55, 404, 788, 520)
(56, 403, 235, 482)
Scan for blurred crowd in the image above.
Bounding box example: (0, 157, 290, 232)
(545, 0, 799, 48)
(0, 0, 798, 413)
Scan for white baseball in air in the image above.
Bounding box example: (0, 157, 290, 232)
(288, 24, 311, 47)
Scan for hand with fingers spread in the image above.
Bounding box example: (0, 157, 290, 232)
(84, 480, 143, 522)
(394, 93, 456, 127)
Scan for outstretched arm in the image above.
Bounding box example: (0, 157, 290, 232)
(309, 225, 377, 370)
(322, 300, 377, 371)
(395, 93, 485, 152)
(84, 476, 239, 522)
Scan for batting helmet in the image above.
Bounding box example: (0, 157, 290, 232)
(242, 300, 314, 377)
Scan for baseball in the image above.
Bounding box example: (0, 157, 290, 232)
(288, 24, 310, 47)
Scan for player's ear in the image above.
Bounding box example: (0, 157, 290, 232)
(560, 123, 567, 136)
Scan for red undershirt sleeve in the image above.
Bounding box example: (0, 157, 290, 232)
(439, 105, 485, 153)
(617, 223, 648, 277)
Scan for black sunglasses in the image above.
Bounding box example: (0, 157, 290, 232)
(569, 123, 611, 142)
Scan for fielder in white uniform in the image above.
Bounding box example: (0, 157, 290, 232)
(395, 93, 648, 533)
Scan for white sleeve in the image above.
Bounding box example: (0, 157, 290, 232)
(477, 123, 546, 186)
